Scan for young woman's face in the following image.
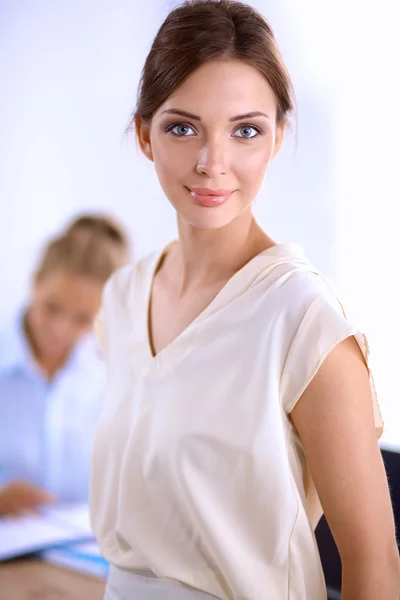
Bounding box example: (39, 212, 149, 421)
(27, 270, 103, 358)
(137, 59, 285, 230)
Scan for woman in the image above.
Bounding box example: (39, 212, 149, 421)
(0, 214, 128, 515)
(91, 2, 399, 599)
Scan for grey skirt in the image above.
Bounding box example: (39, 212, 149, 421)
(104, 566, 221, 600)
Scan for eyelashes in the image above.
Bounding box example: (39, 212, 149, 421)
(166, 123, 196, 136)
(233, 124, 263, 139)
(164, 122, 264, 139)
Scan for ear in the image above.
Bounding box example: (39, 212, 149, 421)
(135, 116, 153, 162)
(272, 121, 286, 158)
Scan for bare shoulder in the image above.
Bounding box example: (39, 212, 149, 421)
(291, 337, 396, 563)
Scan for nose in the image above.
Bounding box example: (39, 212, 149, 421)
(196, 140, 228, 178)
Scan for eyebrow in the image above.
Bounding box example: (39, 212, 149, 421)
(161, 109, 270, 122)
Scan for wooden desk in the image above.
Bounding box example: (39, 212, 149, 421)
(0, 558, 106, 600)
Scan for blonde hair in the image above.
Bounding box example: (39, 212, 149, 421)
(35, 214, 129, 282)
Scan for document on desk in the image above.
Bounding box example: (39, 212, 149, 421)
(43, 541, 109, 579)
(0, 504, 94, 562)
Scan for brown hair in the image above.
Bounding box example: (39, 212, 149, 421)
(132, 0, 294, 127)
(35, 214, 129, 282)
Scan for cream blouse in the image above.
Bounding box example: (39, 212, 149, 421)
(90, 243, 382, 600)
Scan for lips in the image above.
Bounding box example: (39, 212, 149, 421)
(187, 187, 233, 208)
(190, 188, 232, 196)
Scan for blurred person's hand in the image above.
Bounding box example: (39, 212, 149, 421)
(0, 481, 55, 517)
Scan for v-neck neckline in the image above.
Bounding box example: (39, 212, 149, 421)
(142, 241, 304, 374)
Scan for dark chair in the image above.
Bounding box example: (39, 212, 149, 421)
(315, 448, 400, 600)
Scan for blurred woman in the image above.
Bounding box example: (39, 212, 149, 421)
(0, 214, 129, 515)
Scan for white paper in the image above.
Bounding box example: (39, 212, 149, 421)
(41, 504, 92, 532)
(0, 504, 94, 562)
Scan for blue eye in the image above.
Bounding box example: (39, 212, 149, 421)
(233, 125, 261, 139)
(167, 123, 196, 137)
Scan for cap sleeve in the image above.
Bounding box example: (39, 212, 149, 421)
(280, 294, 383, 438)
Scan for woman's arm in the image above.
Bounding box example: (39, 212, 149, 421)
(291, 336, 400, 600)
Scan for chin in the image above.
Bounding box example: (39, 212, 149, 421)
(177, 204, 244, 231)
(181, 214, 238, 231)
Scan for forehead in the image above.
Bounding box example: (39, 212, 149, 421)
(36, 271, 102, 306)
(158, 59, 278, 120)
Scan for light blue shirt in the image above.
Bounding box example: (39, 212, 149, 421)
(0, 314, 106, 503)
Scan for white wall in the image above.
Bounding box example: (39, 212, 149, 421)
(333, 0, 400, 450)
(0, 0, 335, 326)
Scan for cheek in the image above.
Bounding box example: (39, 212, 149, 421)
(29, 310, 56, 343)
(152, 138, 195, 183)
(30, 304, 47, 326)
(226, 135, 275, 176)
(234, 144, 273, 185)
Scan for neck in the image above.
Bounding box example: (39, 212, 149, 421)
(174, 209, 275, 292)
